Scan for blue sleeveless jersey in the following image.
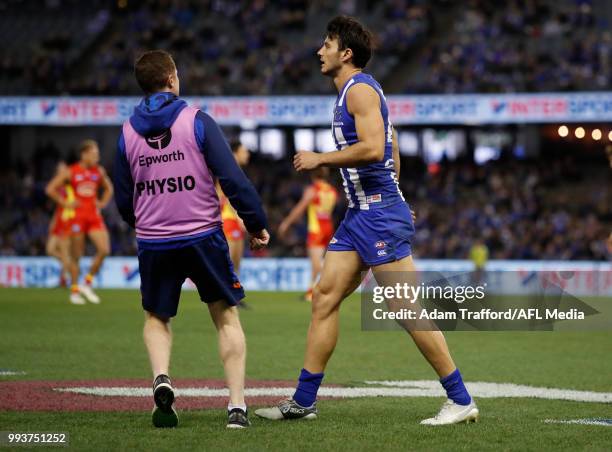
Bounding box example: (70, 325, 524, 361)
(332, 73, 404, 210)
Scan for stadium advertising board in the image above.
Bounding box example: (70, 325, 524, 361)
(2, 93, 612, 125)
(1, 257, 610, 296)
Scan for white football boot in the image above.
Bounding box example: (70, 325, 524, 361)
(421, 399, 479, 425)
(69, 291, 86, 305)
(79, 285, 100, 304)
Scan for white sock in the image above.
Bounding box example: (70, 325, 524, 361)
(228, 402, 247, 413)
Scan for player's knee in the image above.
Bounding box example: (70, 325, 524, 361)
(145, 311, 170, 324)
(311, 284, 337, 320)
(98, 244, 110, 257)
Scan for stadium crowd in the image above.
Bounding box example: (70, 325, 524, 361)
(0, 0, 434, 96)
(1, 150, 610, 261)
(2, 0, 610, 95)
(405, 0, 612, 93)
(1, 0, 610, 262)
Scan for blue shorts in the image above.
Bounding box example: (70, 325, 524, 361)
(328, 201, 415, 267)
(137, 229, 244, 318)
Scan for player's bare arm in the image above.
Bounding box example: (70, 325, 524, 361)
(96, 167, 114, 210)
(45, 166, 75, 208)
(294, 84, 384, 171)
(278, 186, 316, 238)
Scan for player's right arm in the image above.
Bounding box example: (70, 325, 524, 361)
(195, 111, 269, 248)
(294, 84, 385, 171)
(45, 166, 72, 208)
(278, 186, 316, 239)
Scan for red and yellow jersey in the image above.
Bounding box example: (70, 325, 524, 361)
(49, 184, 75, 236)
(220, 193, 238, 223)
(219, 192, 245, 240)
(69, 163, 102, 214)
(59, 185, 76, 221)
(307, 181, 338, 235)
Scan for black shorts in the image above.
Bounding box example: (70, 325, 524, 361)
(138, 229, 245, 318)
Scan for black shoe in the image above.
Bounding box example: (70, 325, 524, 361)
(152, 374, 178, 428)
(227, 408, 251, 429)
(255, 398, 318, 420)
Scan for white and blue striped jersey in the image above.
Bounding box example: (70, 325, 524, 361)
(332, 73, 404, 210)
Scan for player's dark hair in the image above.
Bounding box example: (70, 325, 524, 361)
(326, 16, 374, 69)
(134, 50, 177, 94)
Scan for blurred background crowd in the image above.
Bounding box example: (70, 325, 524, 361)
(0, 0, 610, 261)
(0, 148, 609, 260)
(1, 0, 611, 96)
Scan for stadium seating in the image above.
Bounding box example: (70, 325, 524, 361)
(1, 0, 611, 95)
(0, 0, 111, 94)
(403, 0, 612, 93)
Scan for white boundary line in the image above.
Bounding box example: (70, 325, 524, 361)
(0, 370, 26, 376)
(543, 419, 612, 426)
(53, 380, 612, 403)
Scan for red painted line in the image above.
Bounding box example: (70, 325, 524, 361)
(0, 379, 298, 412)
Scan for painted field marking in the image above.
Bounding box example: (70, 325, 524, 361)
(0, 370, 26, 376)
(543, 418, 612, 426)
(364, 381, 612, 403)
(55, 380, 612, 404)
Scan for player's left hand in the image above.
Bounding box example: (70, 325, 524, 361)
(249, 229, 270, 250)
(411, 209, 416, 223)
(294, 151, 321, 172)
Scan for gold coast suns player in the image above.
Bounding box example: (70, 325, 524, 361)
(278, 168, 338, 301)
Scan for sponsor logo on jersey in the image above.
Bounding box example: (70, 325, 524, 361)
(333, 107, 342, 122)
(145, 129, 172, 150)
(366, 194, 382, 204)
(76, 181, 98, 198)
(138, 150, 185, 168)
(377, 249, 387, 256)
(375, 241, 386, 249)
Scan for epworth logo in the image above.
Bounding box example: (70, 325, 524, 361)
(145, 129, 172, 150)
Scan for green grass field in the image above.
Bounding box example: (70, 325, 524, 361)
(1, 288, 611, 451)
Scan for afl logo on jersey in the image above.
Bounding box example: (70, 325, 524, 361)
(146, 129, 172, 150)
